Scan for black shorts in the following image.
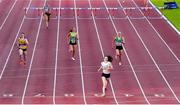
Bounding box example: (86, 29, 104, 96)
(116, 46, 123, 50)
(69, 41, 77, 45)
(45, 12, 51, 21)
(45, 12, 51, 16)
(101, 73, 111, 79)
(69, 42, 77, 45)
(19, 48, 27, 52)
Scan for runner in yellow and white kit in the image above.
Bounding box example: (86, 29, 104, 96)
(17, 33, 29, 65)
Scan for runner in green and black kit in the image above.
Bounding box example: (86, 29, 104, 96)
(113, 32, 125, 65)
(68, 27, 78, 60)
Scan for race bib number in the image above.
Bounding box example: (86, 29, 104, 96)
(115, 42, 122, 46)
(70, 37, 76, 43)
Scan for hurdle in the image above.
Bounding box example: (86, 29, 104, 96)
(23, 6, 162, 20)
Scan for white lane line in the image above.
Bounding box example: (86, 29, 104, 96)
(119, 0, 179, 103)
(87, 0, 119, 104)
(0, 0, 18, 30)
(117, 0, 180, 103)
(132, 0, 180, 63)
(0, 0, 32, 80)
(130, 0, 180, 103)
(116, 0, 180, 103)
(2, 93, 14, 97)
(103, 0, 151, 104)
(34, 93, 45, 97)
(21, 0, 47, 105)
(73, 0, 87, 104)
(53, 0, 61, 104)
(0, 104, 179, 105)
(105, 0, 151, 104)
(149, 1, 180, 35)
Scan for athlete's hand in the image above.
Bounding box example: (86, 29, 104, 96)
(98, 66, 102, 72)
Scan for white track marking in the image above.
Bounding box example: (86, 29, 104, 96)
(109, 79, 119, 104)
(117, 0, 180, 103)
(149, 1, 180, 35)
(70, 93, 74, 97)
(25, 17, 57, 20)
(116, 0, 180, 103)
(0, 0, 18, 30)
(3, 94, 8, 97)
(0, 104, 179, 105)
(87, 0, 119, 104)
(124, 93, 134, 97)
(132, 0, 180, 63)
(73, 0, 87, 104)
(107, 0, 152, 103)
(64, 94, 69, 97)
(34, 93, 45, 97)
(25, 17, 162, 20)
(21, 0, 47, 105)
(130, 0, 180, 103)
(53, 0, 61, 104)
(103, 0, 151, 104)
(0, 0, 32, 80)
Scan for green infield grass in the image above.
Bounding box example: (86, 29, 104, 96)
(151, 0, 180, 31)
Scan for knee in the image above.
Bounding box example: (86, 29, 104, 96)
(116, 52, 120, 56)
(19, 49, 23, 55)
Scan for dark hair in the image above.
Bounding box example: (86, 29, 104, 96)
(69, 29, 73, 32)
(107, 55, 113, 62)
(21, 32, 25, 35)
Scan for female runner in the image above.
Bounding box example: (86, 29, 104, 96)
(98, 56, 113, 97)
(67, 27, 78, 60)
(113, 32, 125, 65)
(17, 33, 29, 65)
(43, 3, 51, 28)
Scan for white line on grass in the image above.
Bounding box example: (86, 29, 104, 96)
(149, 1, 180, 35)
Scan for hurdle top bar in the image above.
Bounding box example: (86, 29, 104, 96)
(24, 6, 157, 10)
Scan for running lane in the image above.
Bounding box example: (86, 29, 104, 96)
(23, 0, 59, 104)
(0, 0, 43, 104)
(0, 0, 28, 73)
(148, 16, 180, 101)
(55, 0, 84, 104)
(149, 19, 180, 59)
(103, 0, 179, 104)
(89, 0, 148, 104)
(76, 0, 118, 104)
(0, 0, 15, 28)
(132, 0, 180, 101)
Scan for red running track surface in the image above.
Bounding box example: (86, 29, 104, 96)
(0, 0, 180, 104)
